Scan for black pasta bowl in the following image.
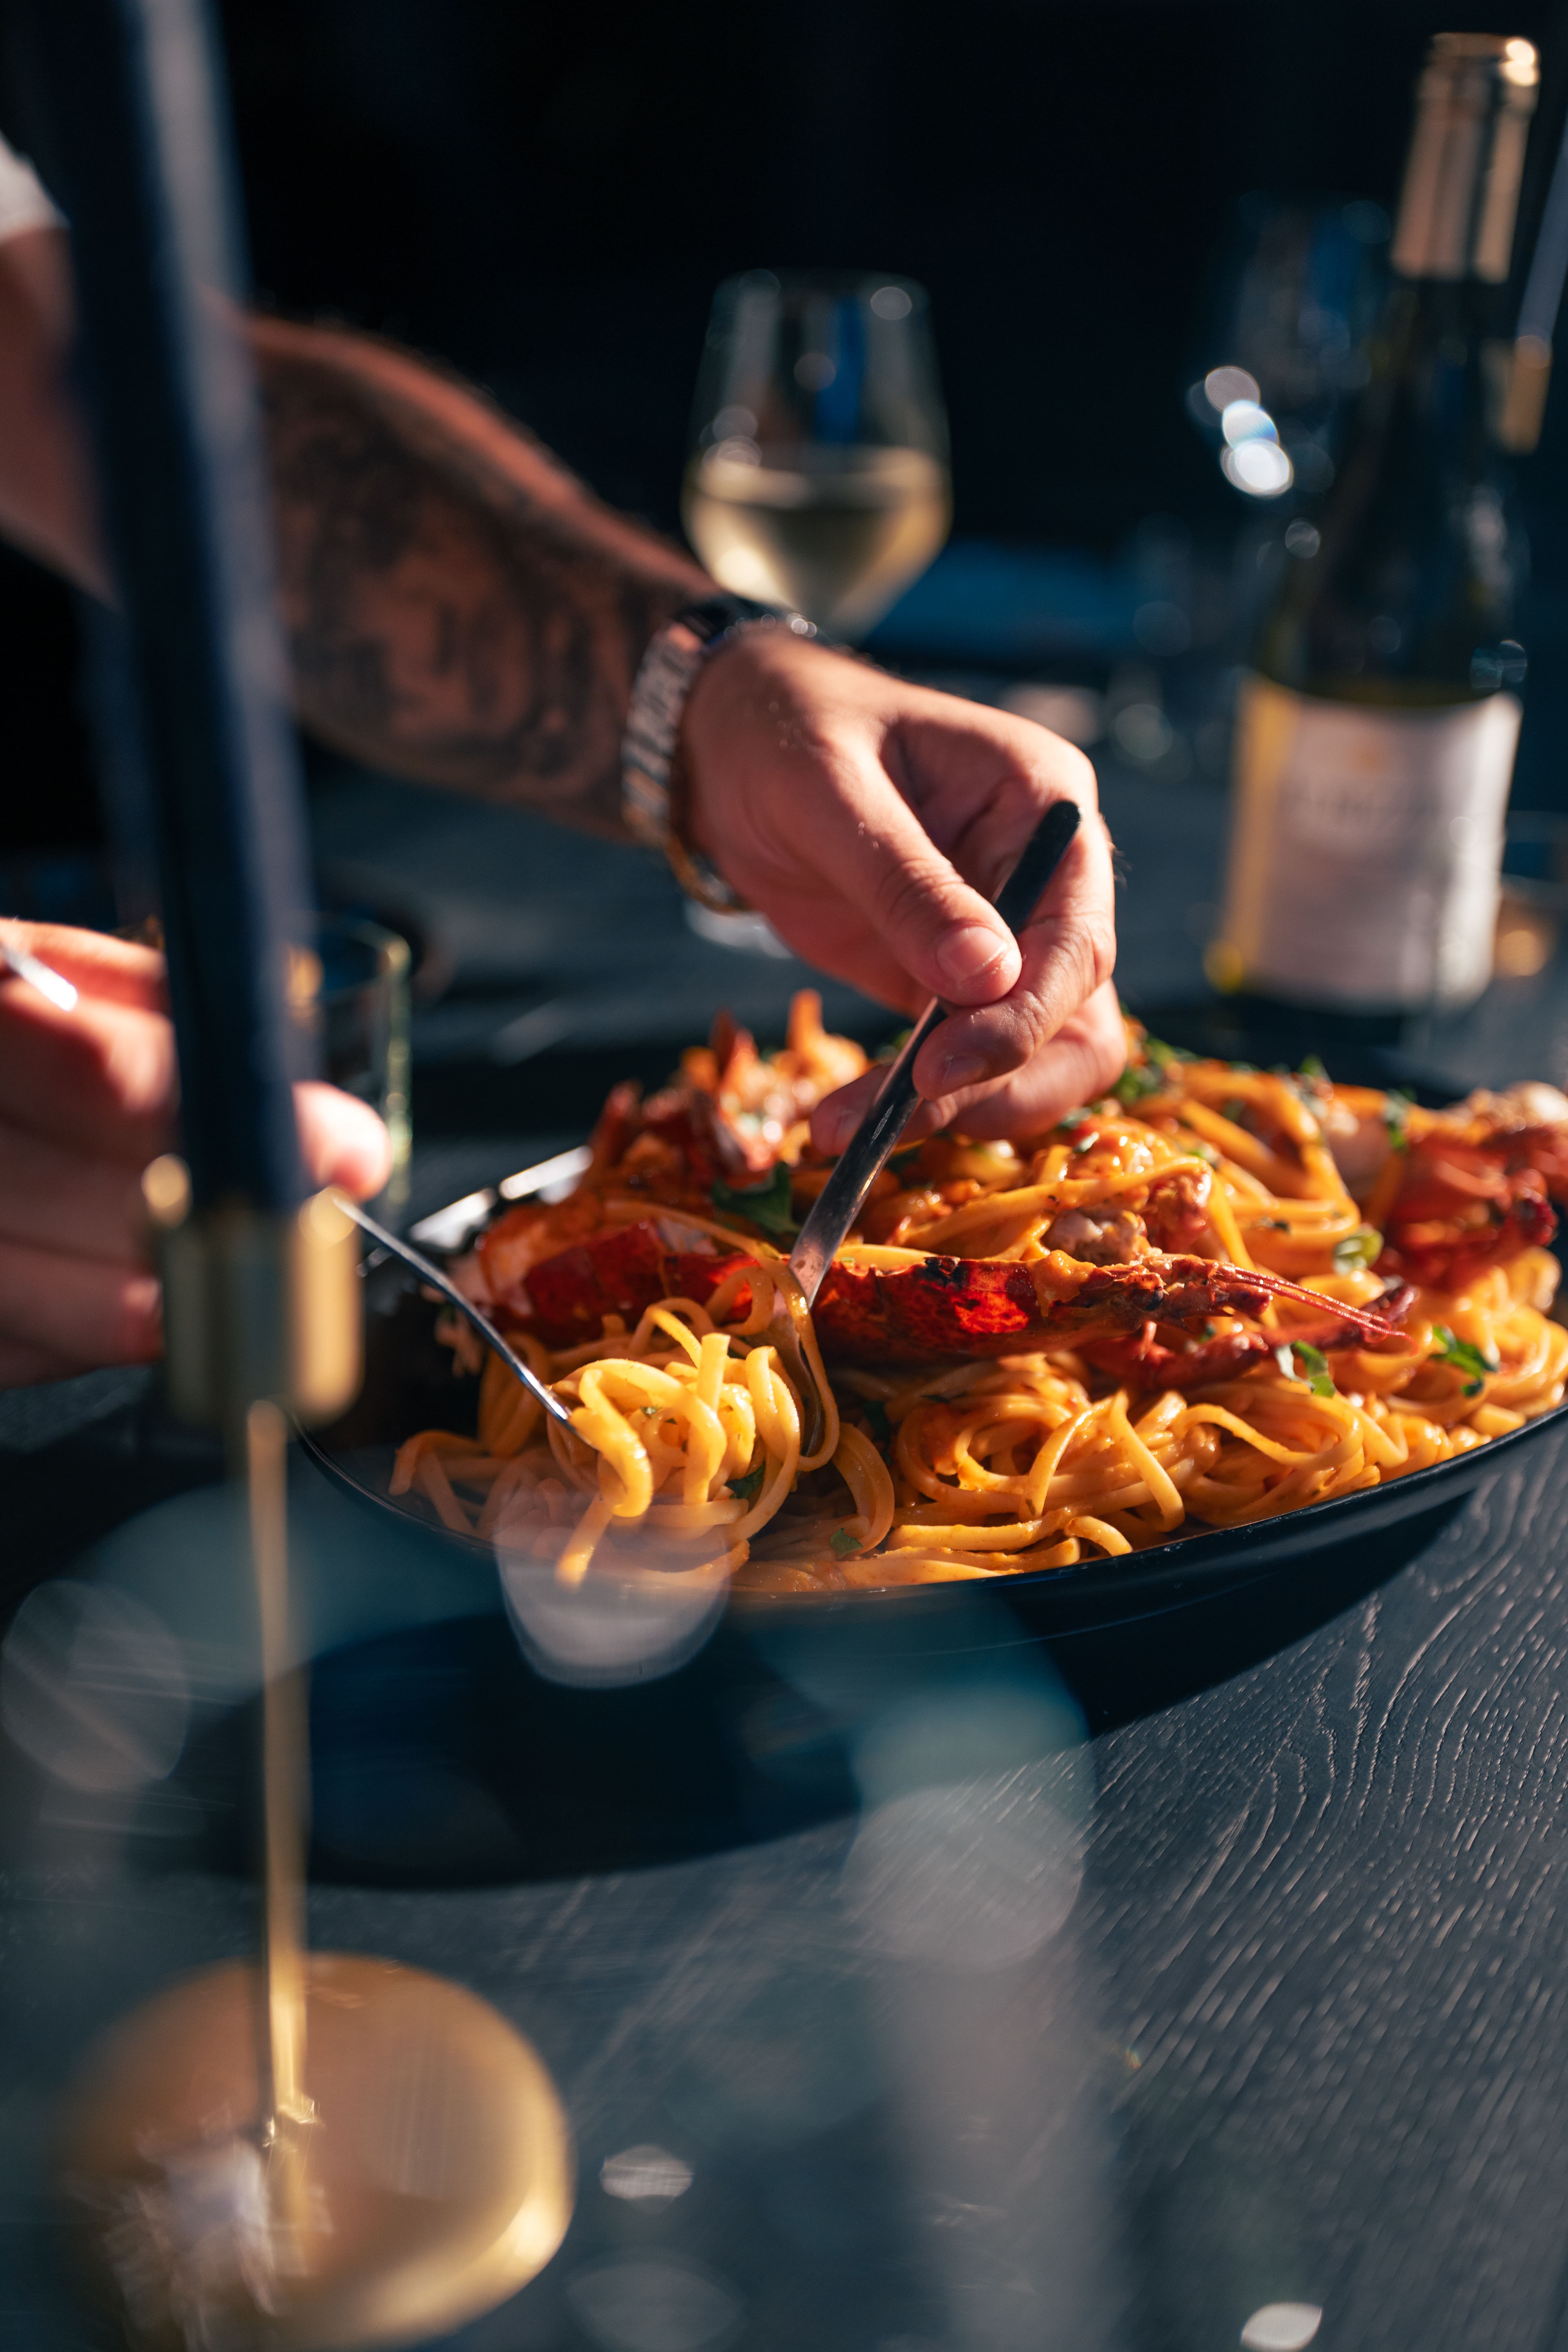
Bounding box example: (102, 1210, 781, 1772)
(300, 1195, 1568, 1656)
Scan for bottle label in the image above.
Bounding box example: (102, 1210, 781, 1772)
(1221, 675, 1521, 1009)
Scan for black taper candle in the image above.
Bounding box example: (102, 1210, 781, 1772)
(17, 0, 312, 1213)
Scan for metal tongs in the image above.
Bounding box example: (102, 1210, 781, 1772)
(788, 798, 1082, 1304)
(773, 798, 1082, 1455)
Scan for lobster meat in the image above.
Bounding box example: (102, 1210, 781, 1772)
(500, 1216, 1409, 1371)
(559, 995, 868, 1215)
(1376, 1141, 1556, 1292)
(1316, 1078, 1565, 1288)
(1078, 1281, 1417, 1390)
(468, 1002, 1468, 1377)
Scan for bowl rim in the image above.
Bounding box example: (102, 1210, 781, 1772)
(307, 1151, 1568, 1630)
(301, 1387, 1561, 1629)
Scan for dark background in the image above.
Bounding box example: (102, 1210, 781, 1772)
(1, 0, 1562, 855)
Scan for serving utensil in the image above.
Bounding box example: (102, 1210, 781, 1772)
(341, 1196, 576, 1430)
(789, 798, 1082, 1305)
(753, 798, 1082, 1461)
(0, 934, 80, 1012)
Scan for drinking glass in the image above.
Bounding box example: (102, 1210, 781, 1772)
(682, 271, 952, 640)
(304, 915, 412, 1213)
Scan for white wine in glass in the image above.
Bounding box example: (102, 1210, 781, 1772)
(682, 272, 951, 639)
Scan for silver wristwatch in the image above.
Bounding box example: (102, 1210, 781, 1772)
(622, 593, 815, 912)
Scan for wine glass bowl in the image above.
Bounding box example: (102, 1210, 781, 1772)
(682, 270, 952, 639)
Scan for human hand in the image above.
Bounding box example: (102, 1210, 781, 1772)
(0, 924, 391, 1388)
(681, 630, 1124, 1147)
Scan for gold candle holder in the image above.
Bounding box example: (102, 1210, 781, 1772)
(57, 1166, 574, 2348)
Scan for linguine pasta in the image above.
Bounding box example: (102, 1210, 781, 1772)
(389, 1002, 1568, 1595)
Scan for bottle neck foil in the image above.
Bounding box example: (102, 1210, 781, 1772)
(1391, 32, 1538, 285)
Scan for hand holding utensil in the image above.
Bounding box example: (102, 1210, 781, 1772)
(789, 799, 1083, 1308)
(354, 805, 1081, 1472)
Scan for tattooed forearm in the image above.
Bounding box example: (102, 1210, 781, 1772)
(251, 316, 709, 838)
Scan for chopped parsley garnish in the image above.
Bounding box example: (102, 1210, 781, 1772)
(711, 1163, 797, 1237)
(1298, 1052, 1327, 1080)
(1072, 1132, 1099, 1155)
(1113, 1061, 1165, 1107)
(1384, 1088, 1415, 1155)
(727, 1464, 767, 1502)
(1057, 1108, 1093, 1130)
(1277, 1339, 1335, 1397)
(829, 1527, 862, 1557)
(1145, 1035, 1192, 1072)
(1432, 1324, 1498, 1396)
(1333, 1225, 1383, 1273)
(860, 1398, 892, 1444)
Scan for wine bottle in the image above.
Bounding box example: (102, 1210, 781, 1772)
(1215, 33, 1538, 1017)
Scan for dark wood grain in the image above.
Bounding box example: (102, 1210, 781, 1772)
(4, 1437, 1565, 2350)
(1088, 1428, 1568, 2350)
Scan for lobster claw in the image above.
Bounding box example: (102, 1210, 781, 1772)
(1379, 1144, 1557, 1292)
(506, 1223, 1411, 1370)
(806, 1249, 1412, 1365)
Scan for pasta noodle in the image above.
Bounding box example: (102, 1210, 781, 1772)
(388, 1000, 1568, 1594)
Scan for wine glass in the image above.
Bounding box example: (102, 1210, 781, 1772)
(682, 270, 952, 640)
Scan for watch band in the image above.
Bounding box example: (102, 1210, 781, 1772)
(622, 593, 815, 913)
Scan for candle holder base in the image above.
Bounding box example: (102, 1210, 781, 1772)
(58, 1952, 574, 2352)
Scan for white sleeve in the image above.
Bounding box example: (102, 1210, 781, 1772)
(0, 129, 64, 242)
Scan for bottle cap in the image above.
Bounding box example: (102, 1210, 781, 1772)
(1392, 34, 1539, 284)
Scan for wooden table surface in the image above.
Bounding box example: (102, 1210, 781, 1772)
(5, 756, 1568, 2352)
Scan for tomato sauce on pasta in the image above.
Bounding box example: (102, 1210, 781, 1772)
(389, 998, 1568, 1593)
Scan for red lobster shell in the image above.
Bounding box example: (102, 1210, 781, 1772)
(506, 1218, 1409, 1372)
(1379, 1141, 1557, 1291)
